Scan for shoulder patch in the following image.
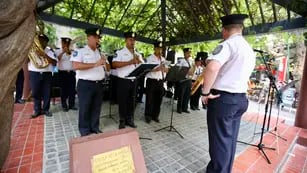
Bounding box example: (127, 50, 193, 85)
(212, 45, 223, 55)
(73, 51, 78, 57)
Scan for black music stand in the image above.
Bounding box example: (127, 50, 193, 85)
(127, 63, 158, 140)
(154, 65, 189, 139)
(100, 77, 117, 123)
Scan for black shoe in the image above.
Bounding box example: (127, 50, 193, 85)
(44, 111, 53, 117)
(69, 106, 78, 110)
(196, 107, 200, 110)
(145, 118, 151, 124)
(152, 118, 160, 123)
(31, 112, 41, 119)
(15, 99, 25, 104)
(80, 132, 90, 136)
(126, 121, 137, 128)
(183, 110, 190, 113)
(63, 107, 69, 112)
(177, 110, 182, 114)
(119, 122, 125, 129)
(91, 130, 103, 134)
(190, 107, 196, 110)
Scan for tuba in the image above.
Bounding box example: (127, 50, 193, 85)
(191, 72, 204, 95)
(28, 35, 49, 69)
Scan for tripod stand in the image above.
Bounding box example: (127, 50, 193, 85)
(259, 53, 287, 142)
(100, 77, 117, 123)
(154, 88, 184, 138)
(237, 51, 276, 164)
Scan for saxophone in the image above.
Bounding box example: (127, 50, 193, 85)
(190, 71, 204, 95)
(28, 35, 49, 68)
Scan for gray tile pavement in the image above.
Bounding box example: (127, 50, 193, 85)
(42, 97, 289, 173)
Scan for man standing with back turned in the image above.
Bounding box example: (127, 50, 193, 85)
(201, 14, 256, 173)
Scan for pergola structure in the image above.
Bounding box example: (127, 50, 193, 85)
(36, 0, 307, 46)
(36, 0, 307, 128)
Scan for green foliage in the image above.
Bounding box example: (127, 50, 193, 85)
(44, 23, 57, 47)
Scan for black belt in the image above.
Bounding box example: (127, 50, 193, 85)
(79, 79, 104, 84)
(211, 89, 246, 96)
(118, 77, 136, 82)
(147, 78, 164, 82)
(30, 71, 52, 74)
(59, 70, 74, 73)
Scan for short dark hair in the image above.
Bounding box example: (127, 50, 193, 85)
(223, 24, 243, 31)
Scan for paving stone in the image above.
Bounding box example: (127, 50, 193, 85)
(178, 168, 192, 173)
(45, 166, 59, 173)
(43, 98, 261, 173)
(146, 163, 159, 172)
(162, 162, 183, 172)
(45, 159, 57, 166)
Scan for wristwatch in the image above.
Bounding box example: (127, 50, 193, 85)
(201, 92, 210, 96)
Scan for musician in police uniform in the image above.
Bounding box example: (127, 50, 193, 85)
(112, 32, 144, 129)
(144, 42, 168, 124)
(176, 48, 194, 114)
(56, 37, 77, 112)
(71, 28, 109, 136)
(201, 14, 256, 173)
(190, 52, 207, 110)
(29, 34, 57, 118)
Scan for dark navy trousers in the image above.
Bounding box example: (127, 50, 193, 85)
(59, 70, 76, 108)
(117, 78, 137, 123)
(15, 69, 24, 102)
(177, 79, 192, 112)
(29, 71, 52, 113)
(206, 89, 248, 173)
(77, 79, 104, 136)
(145, 78, 164, 120)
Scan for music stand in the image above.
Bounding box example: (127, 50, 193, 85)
(127, 63, 158, 140)
(100, 77, 117, 123)
(154, 65, 189, 139)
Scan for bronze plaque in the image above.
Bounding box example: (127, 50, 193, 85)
(69, 129, 147, 173)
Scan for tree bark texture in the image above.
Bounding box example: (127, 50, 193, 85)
(0, 0, 36, 169)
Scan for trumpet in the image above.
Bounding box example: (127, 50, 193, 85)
(28, 36, 49, 69)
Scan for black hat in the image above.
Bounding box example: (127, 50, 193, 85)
(85, 28, 102, 37)
(38, 34, 49, 42)
(183, 48, 191, 53)
(124, 32, 137, 39)
(220, 14, 248, 27)
(61, 37, 72, 43)
(196, 52, 208, 61)
(154, 42, 163, 48)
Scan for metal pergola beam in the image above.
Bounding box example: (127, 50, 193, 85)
(244, 0, 255, 26)
(39, 12, 156, 44)
(168, 17, 307, 46)
(37, 0, 63, 12)
(86, 0, 97, 22)
(115, 0, 133, 30)
(129, 0, 151, 31)
(273, 0, 307, 17)
(140, 5, 161, 33)
(161, 0, 166, 56)
(70, 0, 77, 19)
(101, 0, 115, 27)
(257, 0, 265, 24)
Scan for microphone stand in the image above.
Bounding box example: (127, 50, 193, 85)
(237, 50, 276, 164)
(262, 55, 287, 142)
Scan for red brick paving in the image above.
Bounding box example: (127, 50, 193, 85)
(1, 103, 44, 173)
(1, 104, 306, 173)
(234, 112, 306, 173)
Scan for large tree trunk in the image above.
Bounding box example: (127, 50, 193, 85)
(0, 0, 36, 169)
